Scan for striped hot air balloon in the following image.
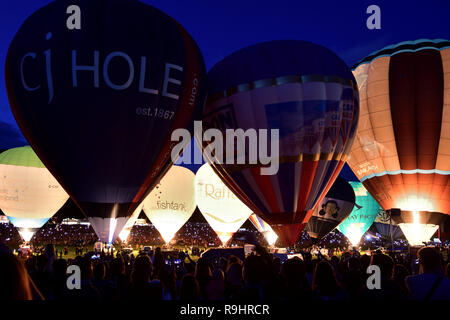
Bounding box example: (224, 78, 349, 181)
(202, 41, 359, 246)
(248, 214, 278, 246)
(348, 39, 450, 245)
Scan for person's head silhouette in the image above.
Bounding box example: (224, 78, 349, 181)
(0, 252, 32, 300)
(417, 247, 442, 274)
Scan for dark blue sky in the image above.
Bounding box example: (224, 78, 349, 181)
(1, 0, 449, 179)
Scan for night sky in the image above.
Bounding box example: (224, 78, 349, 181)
(1, 0, 450, 181)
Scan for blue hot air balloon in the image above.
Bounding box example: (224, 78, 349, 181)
(5, 0, 206, 243)
(338, 181, 381, 246)
(202, 40, 359, 246)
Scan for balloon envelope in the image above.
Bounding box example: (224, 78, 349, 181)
(5, 0, 206, 243)
(348, 39, 450, 215)
(373, 222, 404, 241)
(306, 177, 355, 241)
(195, 164, 252, 244)
(391, 210, 446, 246)
(0, 146, 69, 241)
(338, 181, 381, 245)
(203, 40, 359, 246)
(143, 166, 196, 243)
(249, 214, 278, 246)
(117, 203, 143, 243)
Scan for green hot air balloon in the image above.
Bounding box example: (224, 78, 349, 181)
(0, 146, 69, 242)
(338, 181, 381, 246)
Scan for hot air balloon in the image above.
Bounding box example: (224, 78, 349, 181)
(373, 210, 404, 242)
(248, 214, 278, 246)
(201, 40, 359, 246)
(391, 210, 446, 246)
(338, 181, 381, 246)
(0, 146, 69, 241)
(5, 0, 206, 243)
(306, 177, 355, 242)
(118, 203, 143, 243)
(143, 165, 196, 244)
(195, 164, 253, 245)
(348, 39, 450, 246)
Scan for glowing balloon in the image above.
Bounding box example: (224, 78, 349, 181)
(0, 146, 69, 241)
(143, 166, 196, 243)
(118, 203, 143, 243)
(306, 178, 355, 242)
(348, 39, 450, 215)
(338, 181, 381, 246)
(392, 211, 446, 246)
(5, 0, 206, 243)
(195, 164, 253, 245)
(202, 40, 359, 246)
(249, 214, 278, 246)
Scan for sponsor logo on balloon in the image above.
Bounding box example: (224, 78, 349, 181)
(188, 77, 200, 107)
(346, 214, 373, 220)
(201, 183, 238, 201)
(19, 32, 184, 104)
(0, 188, 19, 201)
(355, 162, 379, 176)
(0, 194, 19, 201)
(156, 200, 187, 212)
(135, 107, 175, 119)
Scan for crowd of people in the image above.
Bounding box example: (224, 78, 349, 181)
(314, 230, 412, 251)
(127, 225, 166, 246)
(128, 222, 228, 247)
(169, 222, 223, 247)
(1, 220, 447, 254)
(0, 221, 267, 248)
(0, 222, 21, 244)
(33, 224, 98, 246)
(1, 236, 450, 301)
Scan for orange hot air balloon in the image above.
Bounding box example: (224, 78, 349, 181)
(348, 39, 450, 244)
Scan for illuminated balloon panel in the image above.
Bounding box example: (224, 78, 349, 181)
(0, 146, 69, 241)
(306, 178, 355, 241)
(195, 164, 252, 244)
(143, 166, 196, 243)
(348, 39, 450, 214)
(398, 223, 438, 246)
(373, 222, 404, 241)
(118, 203, 143, 243)
(249, 214, 278, 246)
(5, 0, 206, 244)
(202, 40, 359, 246)
(392, 210, 445, 246)
(338, 181, 381, 245)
